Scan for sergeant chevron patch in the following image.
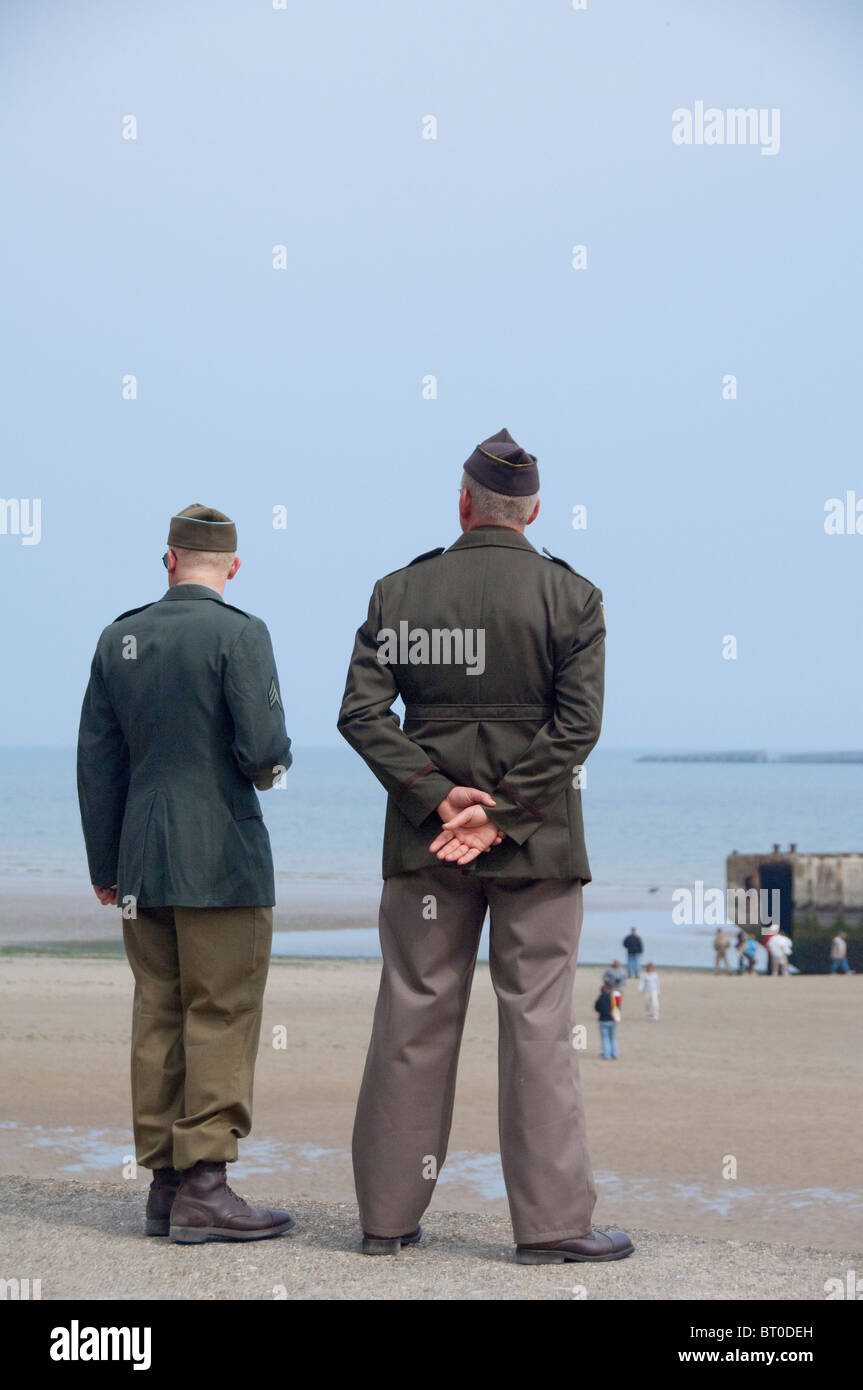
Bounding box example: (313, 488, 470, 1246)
(267, 677, 282, 711)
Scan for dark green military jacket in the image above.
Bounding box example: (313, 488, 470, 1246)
(77, 584, 292, 908)
(338, 527, 604, 880)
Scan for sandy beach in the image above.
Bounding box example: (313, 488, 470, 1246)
(1, 951, 860, 1260)
(4, 1178, 858, 1301)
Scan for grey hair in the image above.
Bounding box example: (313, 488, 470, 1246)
(460, 472, 538, 526)
(172, 545, 235, 574)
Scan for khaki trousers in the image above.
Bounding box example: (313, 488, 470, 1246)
(352, 867, 596, 1245)
(122, 905, 272, 1171)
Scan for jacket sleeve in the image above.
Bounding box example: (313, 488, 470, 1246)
(337, 582, 456, 827)
(77, 648, 130, 886)
(487, 585, 605, 845)
(224, 618, 293, 789)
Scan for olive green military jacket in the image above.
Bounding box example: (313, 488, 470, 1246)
(338, 526, 605, 880)
(77, 585, 292, 908)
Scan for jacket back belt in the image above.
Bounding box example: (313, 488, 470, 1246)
(403, 703, 554, 722)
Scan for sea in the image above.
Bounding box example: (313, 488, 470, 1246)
(1, 747, 860, 968)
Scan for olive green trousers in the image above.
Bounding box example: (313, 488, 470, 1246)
(122, 905, 273, 1171)
(352, 868, 596, 1245)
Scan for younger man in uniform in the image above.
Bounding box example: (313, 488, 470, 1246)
(78, 504, 294, 1244)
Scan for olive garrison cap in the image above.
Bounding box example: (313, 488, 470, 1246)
(463, 428, 539, 497)
(167, 503, 237, 553)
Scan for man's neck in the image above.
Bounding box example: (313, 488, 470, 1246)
(171, 578, 225, 596)
(462, 520, 526, 535)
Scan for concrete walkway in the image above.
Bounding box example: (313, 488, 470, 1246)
(0, 1177, 857, 1300)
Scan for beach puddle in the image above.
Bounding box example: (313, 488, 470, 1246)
(593, 1170, 863, 1218)
(0, 1121, 344, 1182)
(0, 1120, 135, 1173)
(3, 1120, 860, 1231)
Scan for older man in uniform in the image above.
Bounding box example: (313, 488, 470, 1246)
(77, 504, 294, 1244)
(339, 430, 633, 1264)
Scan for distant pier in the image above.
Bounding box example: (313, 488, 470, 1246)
(637, 751, 863, 764)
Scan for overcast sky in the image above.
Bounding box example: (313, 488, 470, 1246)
(1, 0, 861, 749)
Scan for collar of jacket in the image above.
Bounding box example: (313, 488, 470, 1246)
(446, 526, 538, 555)
(159, 584, 225, 603)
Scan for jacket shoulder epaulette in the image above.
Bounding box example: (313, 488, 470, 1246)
(541, 547, 579, 576)
(219, 599, 253, 620)
(542, 549, 602, 604)
(408, 546, 445, 566)
(112, 602, 155, 623)
(381, 546, 445, 580)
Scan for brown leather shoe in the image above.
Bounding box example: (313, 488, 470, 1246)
(516, 1228, 634, 1264)
(362, 1227, 422, 1255)
(169, 1161, 295, 1244)
(145, 1167, 182, 1236)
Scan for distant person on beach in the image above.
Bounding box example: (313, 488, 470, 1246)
(638, 962, 660, 1019)
(761, 919, 779, 967)
(830, 932, 852, 974)
(595, 982, 619, 1058)
(77, 505, 295, 1246)
(604, 959, 628, 991)
(338, 428, 633, 1266)
(602, 959, 626, 1017)
(767, 929, 793, 976)
(737, 934, 758, 974)
(623, 929, 644, 978)
(713, 928, 732, 974)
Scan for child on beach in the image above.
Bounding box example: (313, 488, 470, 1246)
(738, 935, 757, 974)
(638, 962, 660, 1020)
(594, 982, 619, 1059)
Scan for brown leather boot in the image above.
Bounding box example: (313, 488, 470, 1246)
(145, 1167, 182, 1236)
(516, 1228, 634, 1264)
(169, 1161, 295, 1244)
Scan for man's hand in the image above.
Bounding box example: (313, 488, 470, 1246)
(93, 885, 118, 906)
(431, 812, 503, 865)
(430, 792, 506, 866)
(436, 786, 496, 824)
(432, 787, 504, 862)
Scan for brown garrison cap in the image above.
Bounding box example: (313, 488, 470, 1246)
(167, 503, 237, 553)
(463, 428, 539, 497)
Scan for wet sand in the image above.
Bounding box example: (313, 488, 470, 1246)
(0, 878, 778, 969)
(1, 951, 861, 1253)
(0, 879, 379, 944)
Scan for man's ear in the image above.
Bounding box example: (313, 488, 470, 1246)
(166, 548, 179, 575)
(526, 498, 540, 527)
(459, 488, 472, 523)
(227, 556, 242, 581)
